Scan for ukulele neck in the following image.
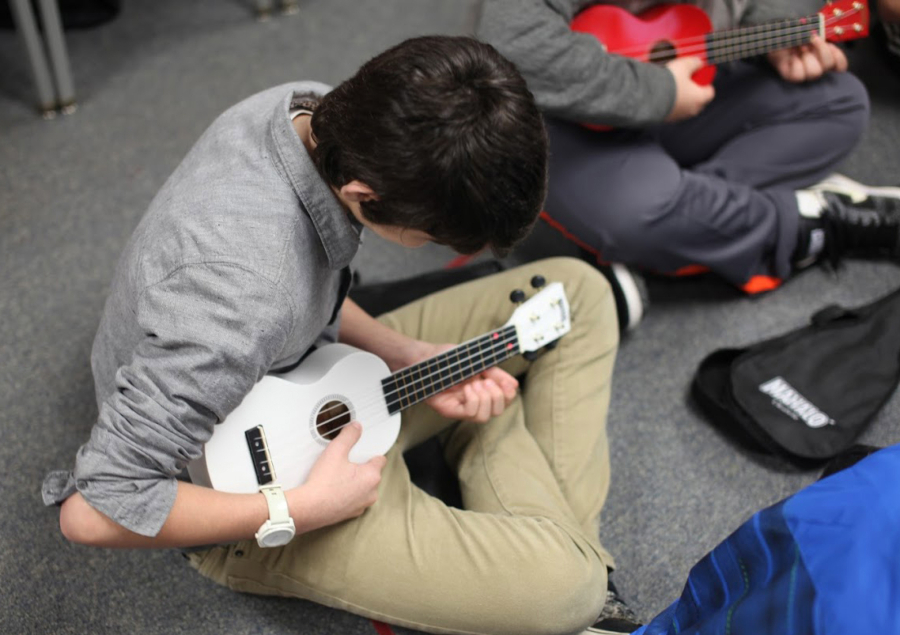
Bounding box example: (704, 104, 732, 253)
(705, 14, 824, 65)
(380, 325, 520, 414)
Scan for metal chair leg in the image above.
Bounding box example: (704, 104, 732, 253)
(8, 0, 57, 116)
(35, 0, 77, 113)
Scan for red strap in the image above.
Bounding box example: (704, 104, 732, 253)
(371, 620, 396, 635)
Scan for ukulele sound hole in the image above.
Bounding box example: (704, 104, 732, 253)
(649, 40, 677, 64)
(315, 399, 351, 441)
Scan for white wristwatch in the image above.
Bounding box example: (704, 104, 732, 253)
(255, 483, 295, 548)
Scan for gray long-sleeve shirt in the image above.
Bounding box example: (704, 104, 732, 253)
(42, 82, 362, 537)
(476, 0, 825, 127)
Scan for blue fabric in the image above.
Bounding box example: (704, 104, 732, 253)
(635, 444, 900, 635)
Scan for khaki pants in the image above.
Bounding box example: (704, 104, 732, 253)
(188, 257, 619, 635)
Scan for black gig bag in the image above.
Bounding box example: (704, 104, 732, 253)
(692, 286, 900, 467)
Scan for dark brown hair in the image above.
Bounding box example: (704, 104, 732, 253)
(310, 36, 548, 255)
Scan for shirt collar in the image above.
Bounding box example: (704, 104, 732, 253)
(268, 86, 362, 270)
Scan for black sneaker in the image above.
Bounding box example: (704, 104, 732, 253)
(817, 190, 900, 265)
(583, 579, 643, 634)
(579, 251, 648, 333)
(798, 175, 900, 266)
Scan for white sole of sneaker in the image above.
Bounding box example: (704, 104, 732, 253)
(582, 626, 634, 635)
(809, 173, 900, 204)
(610, 263, 643, 331)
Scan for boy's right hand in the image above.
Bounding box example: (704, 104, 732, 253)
(664, 57, 716, 122)
(287, 422, 387, 533)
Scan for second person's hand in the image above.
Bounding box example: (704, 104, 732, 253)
(664, 56, 716, 122)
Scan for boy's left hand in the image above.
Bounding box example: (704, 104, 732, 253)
(768, 34, 848, 83)
(395, 341, 519, 423)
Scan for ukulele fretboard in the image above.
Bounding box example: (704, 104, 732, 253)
(380, 325, 519, 414)
(705, 14, 832, 65)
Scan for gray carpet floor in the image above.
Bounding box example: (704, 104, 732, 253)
(2, 1, 899, 633)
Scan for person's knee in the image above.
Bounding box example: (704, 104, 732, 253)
(536, 257, 614, 318)
(545, 151, 680, 264)
(827, 72, 870, 143)
(522, 257, 619, 365)
(595, 186, 680, 263)
(838, 71, 870, 114)
(496, 550, 607, 635)
(538, 256, 608, 291)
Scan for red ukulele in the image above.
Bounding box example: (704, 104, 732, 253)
(571, 0, 870, 128)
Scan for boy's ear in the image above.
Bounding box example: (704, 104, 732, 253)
(339, 180, 379, 204)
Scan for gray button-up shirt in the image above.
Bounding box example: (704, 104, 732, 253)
(42, 82, 363, 537)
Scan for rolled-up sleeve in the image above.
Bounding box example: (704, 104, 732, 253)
(43, 263, 293, 537)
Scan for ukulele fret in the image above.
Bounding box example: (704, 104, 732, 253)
(427, 356, 439, 394)
(382, 376, 402, 415)
(471, 335, 489, 377)
(398, 369, 412, 410)
(412, 364, 423, 403)
(458, 339, 477, 386)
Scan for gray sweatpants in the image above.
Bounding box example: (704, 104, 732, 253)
(544, 62, 870, 290)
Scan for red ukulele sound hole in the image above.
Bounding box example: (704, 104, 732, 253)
(315, 400, 351, 441)
(649, 40, 677, 64)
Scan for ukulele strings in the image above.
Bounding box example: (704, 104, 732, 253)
(380, 329, 518, 407)
(661, 10, 861, 61)
(309, 330, 521, 434)
(313, 328, 519, 427)
(600, 9, 860, 61)
(607, 10, 858, 58)
(651, 12, 858, 61)
(610, 10, 856, 56)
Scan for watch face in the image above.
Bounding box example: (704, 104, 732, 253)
(259, 527, 294, 548)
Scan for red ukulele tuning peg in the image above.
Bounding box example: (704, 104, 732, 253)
(509, 289, 526, 304)
(530, 275, 546, 289)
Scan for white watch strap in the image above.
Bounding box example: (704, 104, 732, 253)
(259, 483, 290, 525)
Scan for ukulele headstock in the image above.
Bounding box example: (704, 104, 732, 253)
(821, 0, 869, 42)
(505, 280, 571, 353)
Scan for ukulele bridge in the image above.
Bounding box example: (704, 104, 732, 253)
(245, 425, 276, 485)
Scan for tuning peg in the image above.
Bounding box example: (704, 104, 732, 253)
(522, 351, 539, 362)
(530, 275, 546, 289)
(544, 340, 558, 350)
(509, 289, 526, 304)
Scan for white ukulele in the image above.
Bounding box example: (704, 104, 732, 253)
(188, 279, 571, 494)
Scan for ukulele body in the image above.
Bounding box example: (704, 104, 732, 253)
(572, 3, 718, 85)
(187, 343, 400, 494)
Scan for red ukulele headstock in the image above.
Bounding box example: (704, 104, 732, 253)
(820, 0, 870, 43)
